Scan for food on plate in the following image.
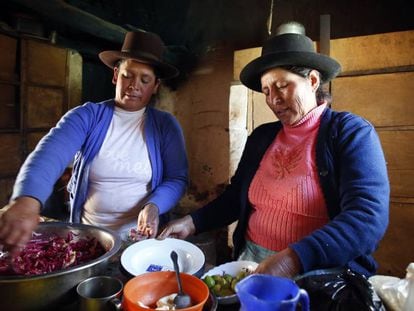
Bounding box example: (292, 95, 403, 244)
(138, 293, 191, 310)
(0, 231, 106, 276)
(202, 268, 252, 297)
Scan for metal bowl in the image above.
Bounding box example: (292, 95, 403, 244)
(0, 222, 122, 311)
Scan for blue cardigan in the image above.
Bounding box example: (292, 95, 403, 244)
(12, 99, 188, 223)
(191, 108, 389, 276)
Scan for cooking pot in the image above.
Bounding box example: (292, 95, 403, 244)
(0, 222, 122, 311)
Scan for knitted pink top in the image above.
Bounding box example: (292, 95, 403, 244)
(246, 104, 329, 251)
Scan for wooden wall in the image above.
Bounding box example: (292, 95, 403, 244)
(175, 47, 233, 213)
(0, 32, 82, 206)
(331, 31, 414, 277)
(233, 30, 414, 277)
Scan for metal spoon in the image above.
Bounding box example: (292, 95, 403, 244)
(170, 251, 192, 309)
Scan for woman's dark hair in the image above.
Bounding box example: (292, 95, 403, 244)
(279, 65, 332, 106)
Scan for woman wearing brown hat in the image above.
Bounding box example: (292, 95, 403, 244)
(159, 22, 389, 279)
(0, 30, 188, 251)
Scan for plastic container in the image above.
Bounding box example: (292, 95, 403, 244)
(235, 274, 309, 311)
(403, 263, 414, 311)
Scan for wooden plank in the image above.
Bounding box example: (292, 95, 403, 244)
(67, 50, 82, 110)
(233, 47, 261, 81)
(374, 202, 414, 277)
(378, 130, 414, 198)
(27, 132, 48, 153)
(24, 39, 67, 87)
(331, 30, 414, 74)
(391, 197, 414, 205)
(378, 131, 414, 169)
(0, 134, 21, 175)
(234, 30, 414, 81)
(26, 86, 63, 128)
(331, 72, 414, 127)
(388, 169, 414, 198)
(0, 84, 18, 129)
(229, 85, 248, 177)
(0, 178, 15, 206)
(0, 34, 18, 82)
(247, 86, 253, 134)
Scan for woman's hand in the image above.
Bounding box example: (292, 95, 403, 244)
(0, 197, 41, 254)
(137, 203, 159, 238)
(255, 248, 302, 278)
(157, 215, 196, 240)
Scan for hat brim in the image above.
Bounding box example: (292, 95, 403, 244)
(240, 51, 341, 92)
(99, 50, 179, 80)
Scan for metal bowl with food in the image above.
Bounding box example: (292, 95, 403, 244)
(0, 222, 122, 311)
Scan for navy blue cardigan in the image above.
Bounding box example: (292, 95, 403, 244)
(191, 108, 389, 276)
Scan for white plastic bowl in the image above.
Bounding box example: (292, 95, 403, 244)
(121, 238, 205, 277)
(202, 260, 258, 305)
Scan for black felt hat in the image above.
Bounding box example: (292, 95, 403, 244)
(240, 22, 341, 92)
(99, 30, 178, 79)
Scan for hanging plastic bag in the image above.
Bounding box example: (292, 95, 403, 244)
(295, 269, 385, 311)
(369, 262, 414, 311)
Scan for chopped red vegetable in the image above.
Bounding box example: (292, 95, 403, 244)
(0, 231, 106, 276)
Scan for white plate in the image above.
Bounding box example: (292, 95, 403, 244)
(202, 260, 258, 305)
(120, 238, 205, 277)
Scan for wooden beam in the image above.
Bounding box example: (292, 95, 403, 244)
(319, 14, 330, 56)
(10, 0, 127, 44)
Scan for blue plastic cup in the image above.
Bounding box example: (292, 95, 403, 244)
(235, 274, 309, 311)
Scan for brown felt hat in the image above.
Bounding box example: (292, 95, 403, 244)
(240, 22, 341, 92)
(99, 30, 179, 79)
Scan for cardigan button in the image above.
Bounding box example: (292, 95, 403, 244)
(319, 170, 328, 176)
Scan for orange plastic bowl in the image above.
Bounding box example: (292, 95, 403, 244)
(123, 271, 209, 311)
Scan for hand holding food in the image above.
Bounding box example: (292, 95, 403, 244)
(157, 215, 196, 240)
(0, 197, 41, 253)
(137, 203, 160, 238)
(128, 228, 150, 242)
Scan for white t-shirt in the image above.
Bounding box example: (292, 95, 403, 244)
(82, 106, 152, 239)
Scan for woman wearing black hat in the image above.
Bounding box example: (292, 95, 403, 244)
(159, 22, 389, 278)
(0, 30, 188, 251)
